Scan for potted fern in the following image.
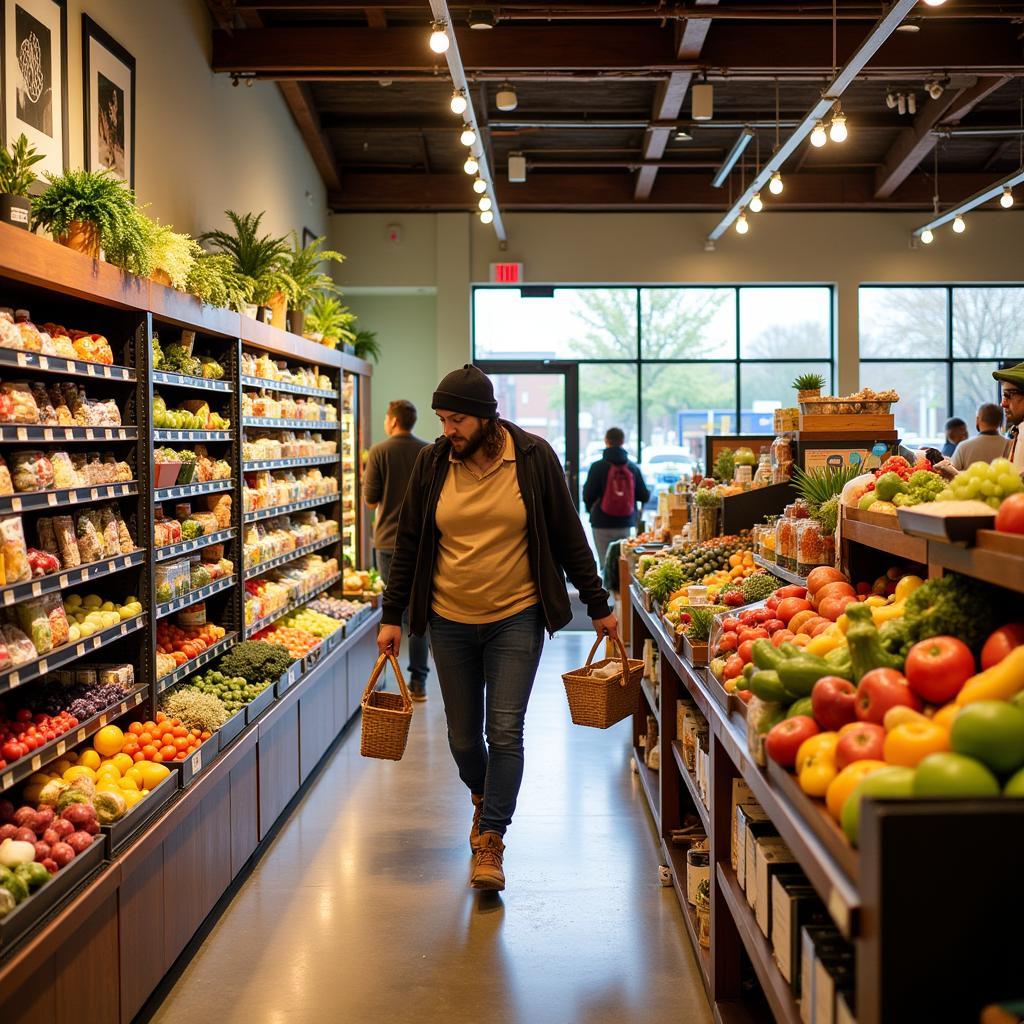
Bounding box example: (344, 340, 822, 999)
(145, 219, 202, 291)
(353, 329, 381, 364)
(32, 168, 148, 267)
(284, 233, 345, 336)
(792, 372, 826, 404)
(304, 292, 357, 350)
(186, 251, 255, 312)
(0, 134, 44, 230)
(199, 211, 293, 324)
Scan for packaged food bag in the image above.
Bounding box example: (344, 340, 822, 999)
(16, 598, 53, 654)
(0, 516, 31, 583)
(53, 515, 81, 568)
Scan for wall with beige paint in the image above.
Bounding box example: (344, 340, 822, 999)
(33, 0, 326, 241)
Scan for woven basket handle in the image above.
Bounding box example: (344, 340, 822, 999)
(584, 633, 631, 687)
(362, 652, 413, 708)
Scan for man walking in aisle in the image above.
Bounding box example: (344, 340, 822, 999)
(377, 365, 616, 892)
(951, 402, 1010, 472)
(582, 427, 650, 568)
(365, 399, 429, 700)
(994, 363, 1024, 472)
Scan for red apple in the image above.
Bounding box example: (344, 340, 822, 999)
(836, 722, 886, 768)
(856, 668, 921, 724)
(765, 716, 820, 768)
(811, 676, 858, 731)
(980, 624, 1024, 671)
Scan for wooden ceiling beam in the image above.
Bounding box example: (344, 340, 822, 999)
(211, 22, 1024, 77)
(874, 76, 1010, 198)
(277, 81, 343, 191)
(329, 170, 1004, 211)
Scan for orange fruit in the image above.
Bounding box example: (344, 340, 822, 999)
(94, 725, 125, 758)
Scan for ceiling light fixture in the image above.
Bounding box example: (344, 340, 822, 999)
(692, 76, 713, 122)
(749, 192, 763, 213)
(735, 210, 749, 234)
(429, 20, 450, 53)
(829, 105, 848, 143)
(496, 82, 518, 112)
(810, 121, 827, 147)
(907, 92, 917, 115)
(1000, 187, 1015, 208)
(896, 22, 920, 32)
(913, 167, 1024, 241)
(464, 155, 479, 175)
(473, 176, 487, 194)
(885, 90, 898, 110)
(769, 171, 784, 195)
(921, 228, 934, 244)
(897, 93, 907, 115)
(468, 9, 496, 29)
(712, 128, 754, 189)
(450, 89, 467, 115)
(926, 80, 945, 101)
(478, 196, 492, 212)
(922, 0, 945, 5)
(480, 210, 494, 224)
(460, 124, 477, 147)
(952, 214, 966, 233)
(675, 129, 693, 142)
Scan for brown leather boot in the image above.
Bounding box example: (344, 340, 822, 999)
(470, 832, 505, 891)
(470, 793, 484, 851)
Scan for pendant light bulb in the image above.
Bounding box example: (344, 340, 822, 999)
(460, 124, 477, 147)
(921, 228, 934, 245)
(480, 210, 494, 225)
(450, 90, 468, 115)
(1000, 188, 1014, 209)
(953, 214, 966, 234)
(473, 176, 487, 194)
(922, 0, 945, 5)
(464, 155, 479, 175)
(735, 210, 749, 235)
(769, 171, 783, 195)
(749, 192, 763, 213)
(478, 196, 492, 212)
(810, 121, 827, 148)
(829, 109, 848, 144)
(429, 21, 450, 53)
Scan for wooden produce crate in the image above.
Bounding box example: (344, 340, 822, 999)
(798, 413, 895, 433)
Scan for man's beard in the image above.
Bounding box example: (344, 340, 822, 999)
(450, 423, 486, 461)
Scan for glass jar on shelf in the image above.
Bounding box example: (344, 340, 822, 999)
(753, 447, 773, 488)
(770, 435, 794, 484)
(760, 516, 778, 562)
(776, 502, 809, 572)
(796, 517, 835, 577)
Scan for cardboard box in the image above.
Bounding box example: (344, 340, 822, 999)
(771, 878, 826, 985)
(814, 955, 854, 1024)
(835, 990, 856, 1024)
(746, 833, 788, 910)
(735, 804, 770, 887)
(755, 844, 798, 935)
(799, 927, 850, 1022)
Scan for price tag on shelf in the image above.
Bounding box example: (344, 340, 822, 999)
(191, 750, 202, 774)
(38, 356, 49, 370)
(1, 773, 11, 790)
(102, 367, 111, 378)
(37, 659, 47, 674)
(47, 491, 57, 506)
(10, 497, 20, 512)
(87, 363, 96, 375)
(134, 692, 142, 705)
(59, 573, 69, 588)
(104, 429, 113, 440)
(43, 428, 53, 442)
(31, 582, 41, 598)
(90, 488, 99, 500)
(31, 755, 41, 771)
(15, 352, 27, 368)
(2, 591, 13, 608)
(119, 702, 127, 715)
(99, 714, 108, 727)
(16, 427, 27, 441)
(106, 486, 114, 497)
(56, 740, 66, 756)
(86, 428, 95, 440)
(77, 728, 86, 742)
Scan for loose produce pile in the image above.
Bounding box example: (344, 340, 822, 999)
(307, 596, 369, 622)
(343, 568, 384, 598)
(852, 456, 946, 515)
(111, 713, 215, 764)
(151, 335, 224, 380)
(734, 566, 1024, 847)
(0, 308, 114, 364)
(636, 535, 752, 604)
(215, 640, 294, 687)
(189, 670, 269, 715)
(244, 555, 340, 625)
(154, 446, 231, 484)
(153, 394, 230, 431)
(935, 458, 1024, 511)
(155, 621, 228, 679)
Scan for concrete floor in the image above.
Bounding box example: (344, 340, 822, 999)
(146, 632, 713, 1024)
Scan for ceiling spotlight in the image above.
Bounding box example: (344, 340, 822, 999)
(428, 20, 450, 53)
(480, 209, 494, 224)
(926, 80, 945, 101)
(953, 214, 966, 233)
(829, 106, 848, 143)
(897, 93, 907, 115)
(907, 92, 917, 115)
(735, 210, 749, 235)
(1001, 187, 1015, 209)
(896, 22, 920, 32)
(922, 0, 946, 5)
(885, 91, 898, 110)
(921, 228, 934, 245)
(749, 192, 763, 213)
(478, 196, 492, 212)
(464, 155, 479, 175)
(460, 124, 478, 147)
(450, 89, 468, 115)
(692, 82, 714, 122)
(810, 121, 827, 148)
(769, 171, 783, 195)
(468, 9, 496, 29)
(473, 176, 487, 194)
(675, 129, 693, 142)
(496, 82, 518, 112)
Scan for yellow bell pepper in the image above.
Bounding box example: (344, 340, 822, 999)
(863, 595, 888, 608)
(883, 705, 929, 732)
(955, 646, 1024, 706)
(871, 600, 906, 625)
(894, 574, 924, 602)
(836, 612, 850, 634)
(883, 720, 950, 767)
(931, 703, 960, 730)
(805, 629, 846, 657)
(825, 759, 887, 820)
(796, 732, 839, 797)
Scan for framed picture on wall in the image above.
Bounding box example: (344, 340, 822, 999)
(82, 15, 134, 187)
(302, 227, 317, 248)
(0, 0, 68, 179)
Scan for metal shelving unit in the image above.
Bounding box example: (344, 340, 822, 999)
(242, 493, 339, 523)
(240, 373, 338, 399)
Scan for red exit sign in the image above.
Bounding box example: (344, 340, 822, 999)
(490, 262, 523, 284)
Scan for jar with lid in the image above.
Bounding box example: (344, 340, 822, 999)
(753, 446, 773, 488)
(760, 516, 778, 562)
(775, 502, 809, 572)
(797, 517, 836, 576)
(770, 435, 794, 483)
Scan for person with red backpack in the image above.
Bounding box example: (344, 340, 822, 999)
(582, 427, 651, 567)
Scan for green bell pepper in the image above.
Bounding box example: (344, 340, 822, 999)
(749, 669, 789, 703)
(787, 696, 815, 719)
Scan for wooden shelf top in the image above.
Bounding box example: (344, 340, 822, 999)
(842, 515, 928, 564)
(928, 530, 1024, 595)
(240, 315, 344, 368)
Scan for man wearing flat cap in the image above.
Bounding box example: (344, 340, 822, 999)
(994, 362, 1024, 472)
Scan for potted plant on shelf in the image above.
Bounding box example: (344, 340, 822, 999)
(186, 251, 255, 312)
(353, 329, 381, 364)
(303, 292, 357, 350)
(792, 372, 826, 404)
(0, 134, 44, 230)
(283, 233, 345, 336)
(199, 210, 294, 324)
(145, 218, 202, 291)
(32, 168, 149, 269)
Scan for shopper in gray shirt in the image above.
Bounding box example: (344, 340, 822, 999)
(951, 402, 1009, 472)
(364, 400, 430, 699)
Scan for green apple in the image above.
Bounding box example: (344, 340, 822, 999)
(913, 752, 1000, 798)
(858, 492, 878, 511)
(950, 700, 1024, 775)
(1004, 766, 1024, 797)
(841, 766, 915, 847)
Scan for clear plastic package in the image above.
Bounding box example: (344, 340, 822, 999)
(0, 515, 31, 583)
(53, 515, 81, 568)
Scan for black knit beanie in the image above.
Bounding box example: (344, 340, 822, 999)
(431, 364, 498, 419)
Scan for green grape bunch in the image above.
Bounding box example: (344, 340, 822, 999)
(936, 458, 1023, 510)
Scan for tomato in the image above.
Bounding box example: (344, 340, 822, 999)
(765, 716, 820, 767)
(721, 617, 742, 633)
(776, 597, 813, 624)
(2, 740, 22, 761)
(737, 640, 756, 664)
(723, 654, 744, 681)
(737, 627, 769, 643)
(717, 632, 739, 654)
(904, 636, 975, 704)
(980, 623, 1024, 670)
(995, 492, 1024, 534)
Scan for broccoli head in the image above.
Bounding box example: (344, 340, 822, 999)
(901, 574, 1019, 653)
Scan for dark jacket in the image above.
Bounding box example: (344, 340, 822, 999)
(582, 447, 651, 528)
(382, 420, 611, 637)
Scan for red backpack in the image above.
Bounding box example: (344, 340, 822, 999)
(601, 462, 636, 517)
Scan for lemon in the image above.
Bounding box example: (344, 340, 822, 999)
(122, 789, 143, 808)
(78, 621, 96, 637)
(124, 766, 145, 787)
(83, 594, 103, 609)
(68, 624, 81, 642)
(101, 601, 115, 612)
(118, 606, 133, 620)
(94, 725, 125, 757)
(78, 749, 102, 771)
(112, 753, 134, 775)
(66, 593, 82, 607)
(118, 776, 140, 791)
(137, 762, 171, 788)
(97, 764, 121, 780)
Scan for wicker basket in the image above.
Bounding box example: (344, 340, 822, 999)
(360, 653, 414, 760)
(562, 635, 643, 730)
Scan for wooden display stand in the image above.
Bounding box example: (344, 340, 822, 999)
(797, 413, 895, 433)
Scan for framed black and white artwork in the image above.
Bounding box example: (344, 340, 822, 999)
(0, 0, 68, 177)
(82, 14, 134, 186)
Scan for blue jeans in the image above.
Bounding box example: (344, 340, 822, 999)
(428, 605, 545, 838)
(376, 549, 430, 686)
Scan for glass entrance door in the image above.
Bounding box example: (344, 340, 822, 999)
(476, 361, 580, 508)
